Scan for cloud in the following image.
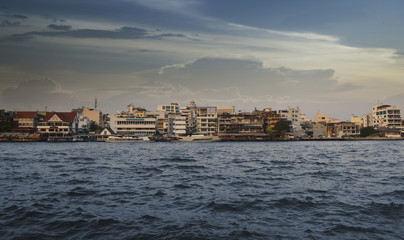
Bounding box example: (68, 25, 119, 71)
(6, 14, 28, 19)
(156, 57, 358, 97)
(0, 20, 21, 27)
(3, 25, 194, 41)
(1, 79, 78, 111)
(47, 24, 72, 31)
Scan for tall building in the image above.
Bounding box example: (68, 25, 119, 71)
(371, 104, 402, 128)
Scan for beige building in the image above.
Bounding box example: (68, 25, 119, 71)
(350, 114, 363, 127)
(371, 104, 402, 128)
(313, 113, 329, 123)
(217, 106, 235, 115)
(37, 112, 79, 135)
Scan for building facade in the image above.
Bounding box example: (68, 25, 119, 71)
(371, 104, 402, 128)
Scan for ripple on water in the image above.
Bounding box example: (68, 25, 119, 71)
(1, 141, 404, 239)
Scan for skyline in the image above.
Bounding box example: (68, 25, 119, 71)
(1, 1, 404, 120)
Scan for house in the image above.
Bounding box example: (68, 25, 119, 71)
(313, 123, 327, 138)
(12, 111, 39, 132)
(100, 127, 115, 136)
(37, 112, 79, 136)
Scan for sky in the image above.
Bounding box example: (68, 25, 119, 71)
(1, 0, 404, 120)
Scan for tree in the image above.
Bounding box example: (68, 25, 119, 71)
(0, 120, 11, 132)
(360, 126, 376, 137)
(88, 121, 102, 132)
(273, 120, 291, 132)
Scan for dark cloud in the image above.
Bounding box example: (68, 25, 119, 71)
(3, 26, 192, 41)
(47, 24, 72, 31)
(1, 79, 78, 110)
(6, 14, 28, 19)
(0, 20, 20, 27)
(156, 57, 360, 97)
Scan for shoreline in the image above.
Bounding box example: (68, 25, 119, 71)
(1, 137, 404, 142)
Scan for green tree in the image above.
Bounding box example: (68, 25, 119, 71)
(360, 126, 376, 137)
(273, 120, 291, 132)
(0, 120, 11, 132)
(88, 121, 102, 132)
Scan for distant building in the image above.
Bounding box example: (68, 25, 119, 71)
(217, 106, 235, 115)
(371, 104, 402, 128)
(37, 112, 79, 135)
(313, 113, 329, 123)
(350, 114, 363, 127)
(313, 123, 327, 138)
(157, 103, 181, 113)
(13, 111, 39, 132)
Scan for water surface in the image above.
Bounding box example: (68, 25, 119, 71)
(1, 141, 404, 239)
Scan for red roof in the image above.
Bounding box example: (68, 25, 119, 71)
(44, 112, 77, 123)
(15, 111, 38, 118)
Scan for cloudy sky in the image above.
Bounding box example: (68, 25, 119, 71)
(1, 0, 404, 120)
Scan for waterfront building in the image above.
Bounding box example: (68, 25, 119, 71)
(180, 108, 196, 134)
(109, 105, 157, 136)
(335, 122, 360, 137)
(109, 115, 157, 136)
(72, 107, 102, 126)
(252, 108, 281, 132)
(12, 111, 39, 132)
(371, 104, 402, 128)
(168, 113, 187, 136)
(218, 113, 266, 134)
(278, 107, 307, 137)
(195, 106, 217, 136)
(37, 112, 79, 135)
(157, 118, 172, 136)
(313, 123, 327, 138)
(350, 114, 363, 127)
(362, 114, 372, 128)
(278, 107, 300, 124)
(313, 113, 329, 123)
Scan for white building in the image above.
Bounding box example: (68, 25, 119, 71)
(157, 103, 181, 113)
(371, 104, 402, 128)
(278, 107, 301, 124)
(109, 115, 157, 136)
(109, 105, 157, 136)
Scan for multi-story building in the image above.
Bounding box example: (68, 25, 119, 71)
(278, 107, 300, 123)
(313, 113, 329, 123)
(218, 113, 266, 134)
(217, 106, 235, 115)
(157, 103, 181, 113)
(371, 104, 402, 128)
(252, 108, 281, 131)
(168, 113, 187, 136)
(13, 111, 39, 131)
(109, 105, 157, 136)
(37, 112, 79, 135)
(350, 114, 363, 127)
(72, 107, 102, 126)
(180, 108, 196, 135)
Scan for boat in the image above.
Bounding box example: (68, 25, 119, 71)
(104, 136, 149, 142)
(176, 135, 221, 142)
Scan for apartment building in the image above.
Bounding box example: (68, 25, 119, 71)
(371, 104, 402, 128)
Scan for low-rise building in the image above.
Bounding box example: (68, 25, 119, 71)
(313, 123, 327, 138)
(13, 111, 39, 132)
(313, 113, 329, 123)
(37, 112, 79, 135)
